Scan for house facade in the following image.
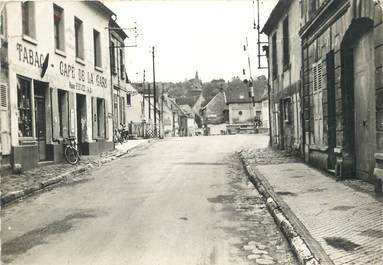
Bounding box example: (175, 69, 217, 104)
(110, 21, 129, 133)
(300, 0, 383, 187)
(0, 1, 114, 170)
(263, 0, 383, 191)
(262, 0, 303, 152)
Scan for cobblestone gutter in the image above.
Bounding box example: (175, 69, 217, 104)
(239, 148, 323, 265)
(1, 140, 154, 207)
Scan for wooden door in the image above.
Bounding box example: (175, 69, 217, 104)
(353, 30, 376, 181)
(35, 96, 46, 161)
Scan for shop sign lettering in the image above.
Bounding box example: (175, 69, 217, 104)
(59, 60, 107, 89)
(16, 43, 45, 68)
(69, 81, 92, 94)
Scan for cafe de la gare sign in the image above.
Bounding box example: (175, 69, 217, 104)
(16, 42, 108, 93)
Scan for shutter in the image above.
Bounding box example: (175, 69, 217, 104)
(1, 83, 7, 109)
(317, 62, 323, 145)
(104, 99, 109, 139)
(92, 97, 98, 139)
(51, 87, 60, 140)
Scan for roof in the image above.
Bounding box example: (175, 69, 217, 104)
(87, 1, 115, 18)
(224, 86, 252, 104)
(111, 20, 128, 40)
(261, 0, 292, 35)
(224, 80, 266, 104)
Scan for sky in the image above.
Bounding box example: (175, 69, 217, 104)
(105, 0, 278, 83)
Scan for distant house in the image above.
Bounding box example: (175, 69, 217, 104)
(224, 86, 263, 124)
(176, 71, 205, 127)
(200, 91, 229, 135)
(179, 105, 197, 136)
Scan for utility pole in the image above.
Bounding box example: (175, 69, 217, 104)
(152, 46, 157, 137)
(148, 84, 151, 120)
(142, 70, 145, 118)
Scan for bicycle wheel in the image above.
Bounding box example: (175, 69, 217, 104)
(65, 146, 79, 165)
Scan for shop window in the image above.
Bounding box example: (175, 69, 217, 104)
(283, 98, 292, 123)
(17, 77, 33, 138)
(53, 4, 65, 51)
(74, 17, 84, 59)
(272, 33, 277, 79)
(126, 94, 131, 106)
(312, 61, 323, 145)
(58, 90, 68, 137)
(97, 98, 105, 137)
(282, 16, 290, 69)
(22, 1, 35, 38)
(110, 41, 116, 74)
(120, 48, 125, 79)
(93, 29, 102, 67)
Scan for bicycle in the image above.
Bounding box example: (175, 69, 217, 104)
(63, 137, 80, 165)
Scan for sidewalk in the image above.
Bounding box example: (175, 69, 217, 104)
(1, 139, 151, 206)
(240, 148, 383, 265)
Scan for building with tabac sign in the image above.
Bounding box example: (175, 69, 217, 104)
(0, 1, 115, 170)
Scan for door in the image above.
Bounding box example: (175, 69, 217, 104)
(353, 30, 376, 181)
(34, 95, 46, 161)
(76, 94, 86, 155)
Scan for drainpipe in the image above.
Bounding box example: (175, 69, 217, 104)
(108, 14, 117, 148)
(263, 45, 272, 146)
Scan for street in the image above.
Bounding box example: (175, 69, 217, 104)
(1, 135, 297, 265)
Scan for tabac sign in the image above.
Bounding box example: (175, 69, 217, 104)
(16, 42, 108, 93)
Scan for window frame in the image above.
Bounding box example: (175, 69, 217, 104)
(312, 61, 324, 145)
(21, 1, 36, 39)
(17, 76, 34, 140)
(74, 17, 84, 60)
(53, 4, 65, 52)
(282, 16, 290, 70)
(93, 29, 102, 68)
(126, 93, 131, 107)
(271, 33, 278, 79)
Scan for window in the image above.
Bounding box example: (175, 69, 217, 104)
(119, 49, 125, 79)
(283, 17, 290, 68)
(74, 17, 84, 59)
(0, 7, 5, 37)
(22, 1, 35, 38)
(58, 90, 68, 137)
(312, 61, 323, 145)
(272, 33, 277, 78)
(126, 94, 131, 106)
(283, 98, 292, 123)
(110, 41, 116, 73)
(17, 77, 33, 138)
(93, 29, 101, 67)
(53, 4, 64, 51)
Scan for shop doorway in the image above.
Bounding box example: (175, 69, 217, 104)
(341, 18, 376, 181)
(76, 94, 86, 155)
(34, 81, 48, 161)
(353, 29, 376, 181)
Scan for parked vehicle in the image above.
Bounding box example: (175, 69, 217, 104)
(63, 137, 79, 165)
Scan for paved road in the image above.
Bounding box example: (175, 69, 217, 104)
(1, 135, 297, 265)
